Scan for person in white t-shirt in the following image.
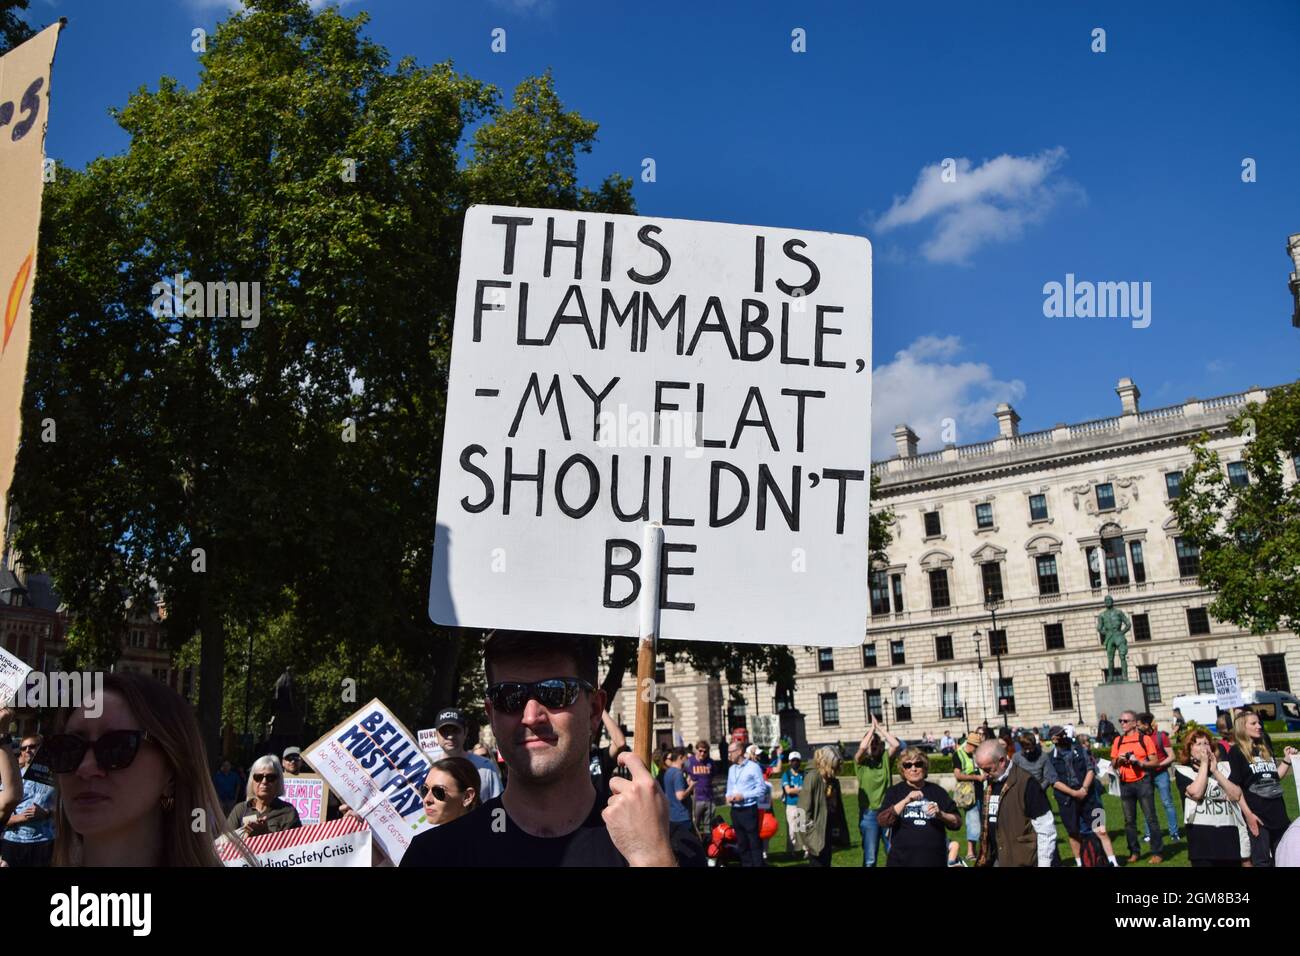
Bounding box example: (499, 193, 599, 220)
(426, 709, 504, 802)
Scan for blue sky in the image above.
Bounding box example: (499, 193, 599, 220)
(19, 0, 1300, 456)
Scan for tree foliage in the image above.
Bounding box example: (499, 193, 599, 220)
(13, 0, 632, 751)
(0, 0, 35, 54)
(1172, 384, 1300, 635)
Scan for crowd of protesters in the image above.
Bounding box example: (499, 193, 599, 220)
(2, 630, 1299, 869)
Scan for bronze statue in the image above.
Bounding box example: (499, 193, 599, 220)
(1097, 595, 1130, 682)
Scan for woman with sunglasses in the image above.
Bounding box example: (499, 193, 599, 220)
(46, 672, 253, 866)
(226, 755, 301, 838)
(876, 747, 960, 867)
(420, 756, 481, 827)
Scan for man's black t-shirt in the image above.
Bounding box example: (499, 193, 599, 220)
(985, 771, 1051, 865)
(401, 793, 628, 867)
(882, 781, 957, 867)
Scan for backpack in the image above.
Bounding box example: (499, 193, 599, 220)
(1077, 831, 1106, 868)
(952, 748, 977, 811)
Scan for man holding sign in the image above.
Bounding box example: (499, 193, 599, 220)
(402, 630, 685, 867)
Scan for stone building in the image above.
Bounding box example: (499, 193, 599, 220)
(616, 377, 1297, 749)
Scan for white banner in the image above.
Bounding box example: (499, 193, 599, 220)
(430, 205, 872, 646)
(219, 816, 370, 868)
(417, 728, 440, 757)
(304, 699, 433, 865)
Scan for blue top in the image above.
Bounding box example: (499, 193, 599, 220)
(779, 768, 804, 806)
(726, 759, 767, 808)
(213, 769, 242, 802)
(3, 763, 56, 845)
(663, 767, 691, 823)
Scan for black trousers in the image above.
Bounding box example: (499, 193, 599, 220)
(0, 840, 53, 867)
(731, 805, 764, 867)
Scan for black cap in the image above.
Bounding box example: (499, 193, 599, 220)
(436, 708, 466, 730)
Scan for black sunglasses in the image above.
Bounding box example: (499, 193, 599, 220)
(42, 730, 151, 774)
(901, 761, 926, 770)
(253, 772, 279, 783)
(419, 784, 456, 802)
(487, 678, 594, 714)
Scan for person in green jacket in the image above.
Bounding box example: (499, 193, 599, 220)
(855, 715, 901, 866)
(797, 747, 847, 866)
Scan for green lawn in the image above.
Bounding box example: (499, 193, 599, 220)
(715, 783, 1300, 867)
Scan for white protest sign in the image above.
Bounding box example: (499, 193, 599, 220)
(429, 206, 872, 646)
(0, 645, 33, 708)
(417, 728, 440, 757)
(282, 774, 326, 827)
(1095, 758, 1121, 798)
(750, 715, 778, 749)
(1212, 665, 1243, 709)
(218, 816, 370, 868)
(304, 699, 434, 865)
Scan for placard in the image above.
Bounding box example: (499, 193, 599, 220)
(1212, 665, 1242, 710)
(218, 816, 369, 868)
(282, 774, 326, 827)
(429, 206, 872, 646)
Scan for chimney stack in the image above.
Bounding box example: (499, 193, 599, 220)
(1116, 377, 1141, 415)
(994, 403, 1021, 438)
(892, 424, 919, 459)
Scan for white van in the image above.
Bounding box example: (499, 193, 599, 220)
(1170, 694, 1220, 727)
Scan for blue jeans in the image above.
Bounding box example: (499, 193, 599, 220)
(964, 804, 982, 844)
(859, 809, 890, 867)
(1141, 770, 1182, 840)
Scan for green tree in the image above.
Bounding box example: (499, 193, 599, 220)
(1171, 384, 1300, 635)
(13, 0, 632, 752)
(0, 0, 34, 54)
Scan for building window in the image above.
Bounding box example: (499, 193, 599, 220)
(890, 640, 906, 666)
(1129, 541, 1146, 584)
(923, 510, 942, 537)
(864, 688, 883, 721)
(1036, 555, 1060, 596)
(941, 681, 961, 719)
(1132, 613, 1151, 642)
(152, 667, 169, 684)
(1227, 462, 1249, 487)
(1102, 536, 1129, 586)
(818, 648, 835, 672)
(1165, 471, 1183, 500)
(654, 699, 671, 719)
(1175, 537, 1201, 578)
(1193, 659, 1217, 695)
(989, 629, 1008, 656)
(1086, 547, 1103, 589)
(980, 562, 1004, 603)
(928, 569, 951, 609)
(870, 570, 891, 615)
(1096, 483, 1116, 511)
(1138, 665, 1161, 705)
(1029, 494, 1049, 522)
(128, 629, 146, 649)
(819, 693, 840, 726)
(891, 574, 905, 612)
(1044, 622, 1065, 650)
(894, 686, 912, 723)
(654, 661, 666, 684)
(975, 503, 994, 529)
(862, 643, 877, 668)
(1261, 654, 1290, 693)
(935, 634, 954, 661)
(1048, 673, 1073, 711)
(996, 678, 1015, 715)
(1187, 607, 1211, 636)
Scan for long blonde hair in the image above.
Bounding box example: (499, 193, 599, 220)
(1233, 711, 1272, 760)
(53, 672, 255, 867)
(812, 746, 840, 794)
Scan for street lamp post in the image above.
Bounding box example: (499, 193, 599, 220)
(985, 588, 1008, 730)
(972, 629, 988, 728)
(1074, 678, 1083, 724)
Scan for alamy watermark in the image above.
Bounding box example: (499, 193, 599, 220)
(596, 405, 704, 459)
(1042, 273, 1150, 329)
(8, 670, 104, 717)
(150, 274, 260, 328)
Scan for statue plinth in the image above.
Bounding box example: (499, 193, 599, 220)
(1093, 682, 1146, 728)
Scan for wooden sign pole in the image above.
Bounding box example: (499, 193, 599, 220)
(633, 523, 664, 768)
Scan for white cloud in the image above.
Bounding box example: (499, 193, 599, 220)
(871, 335, 1025, 458)
(873, 148, 1081, 265)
